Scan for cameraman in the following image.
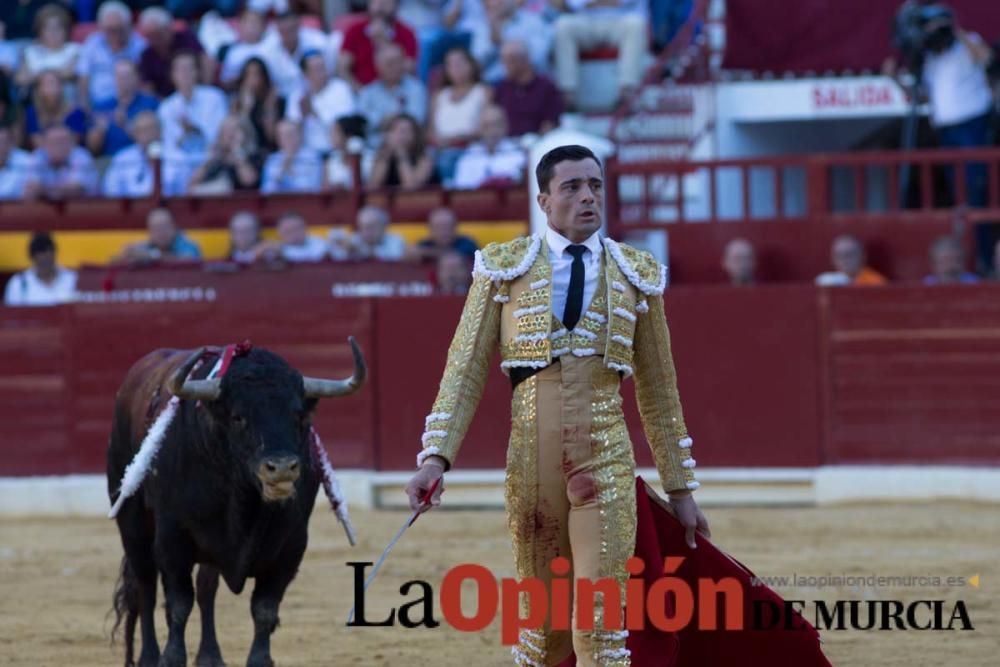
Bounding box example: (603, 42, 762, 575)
(898, 3, 995, 205)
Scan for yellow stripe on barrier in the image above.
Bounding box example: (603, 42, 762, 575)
(0, 222, 527, 272)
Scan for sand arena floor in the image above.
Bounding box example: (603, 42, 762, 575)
(0, 499, 997, 666)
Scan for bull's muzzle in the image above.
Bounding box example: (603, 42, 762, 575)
(258, 456, 301, 501)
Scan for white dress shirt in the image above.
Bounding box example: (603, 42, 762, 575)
(285, 78, 356, 153)
(281, 235, 329, 263)
(261, 147, 324, 194)
(102, 144, 153, 198)
(452, 139, 526, 189)
(4, 267, 77, 306)
(0, 148, 33, 200)
(923, 33, 994, 126)
(545, 227, 602, 329)
(158, 86, 229, 159)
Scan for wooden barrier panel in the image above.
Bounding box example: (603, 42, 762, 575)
(2, 284, 1000, 477)
(821, 285, 1000, 463)
(0, 299, 376, 475)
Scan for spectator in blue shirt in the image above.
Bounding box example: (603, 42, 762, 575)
(24, 125, 99, 200)
(261, 119, 323, 194)
(115, 207, 202, 265)
(76, 1, 147, 110)
(25, 70, 88, 148)
(85, 60, 158, 156)
(0, 125, 33, 200)
(924, 236, 979, 285)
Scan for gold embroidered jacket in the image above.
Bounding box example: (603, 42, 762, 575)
(418, 235, 698, 493)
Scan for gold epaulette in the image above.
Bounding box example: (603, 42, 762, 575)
(603, 238, 667, 295)
(473, 235, 543, 283)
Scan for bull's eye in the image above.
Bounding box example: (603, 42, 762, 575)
(232, 414, 247, 428)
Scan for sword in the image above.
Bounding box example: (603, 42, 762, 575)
(347, 477, 442, 624)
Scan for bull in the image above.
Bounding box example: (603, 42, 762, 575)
(107, 340, 366, 667)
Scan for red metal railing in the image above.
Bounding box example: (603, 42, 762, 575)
(605, 147, 1000, 236)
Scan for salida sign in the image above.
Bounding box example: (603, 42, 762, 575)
(811, 82, 898, 110)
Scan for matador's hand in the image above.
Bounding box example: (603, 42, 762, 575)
(668, 492, 711, 549)
(405, 457, 445, 513)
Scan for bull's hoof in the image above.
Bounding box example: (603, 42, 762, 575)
(137, 649, 160, 667)
(157, 645, 186, 667)
(245, 654, 274, 667)
(195, 650, 227, 667)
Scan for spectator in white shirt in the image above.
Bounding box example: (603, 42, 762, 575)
(921, 10, 995, 207)
(330, 205, 407, 261)
(220, 9, 272, 90)
(271, 211, 329, 262)
(76, 1, 147, 110)
(15, 5, 80, 96)
(553, 0, 647, 110)
(453, 104, 525, 188)
(24, 125, 99, 200)
(0, 125, 32, 200)
(265, 11, 337, 98)
(324, 114, 372, 190)
(158, 51, 228, 179)
(261, 119, 323, 194)
(102, 111, 162, 198)
(3, 233, 77, 307)
(285, 50, 356, 154)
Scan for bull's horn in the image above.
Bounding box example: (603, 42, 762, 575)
(303, 337, 367, 398)
(167, 347, 222, 401)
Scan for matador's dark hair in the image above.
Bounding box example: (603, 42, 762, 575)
(535, 145, 602, 193)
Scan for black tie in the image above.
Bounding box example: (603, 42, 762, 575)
(562, 245, 587, 330)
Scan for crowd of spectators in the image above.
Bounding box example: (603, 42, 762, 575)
(0, 0, 665, 202)
(719, 234, 988, 288)
(9, 220, 996, 307)
(2, 201, 481, 305)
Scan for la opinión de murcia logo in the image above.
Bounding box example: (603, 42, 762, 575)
(346, 558, 976, 639)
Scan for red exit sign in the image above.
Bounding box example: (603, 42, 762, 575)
(811, 83, 896, 109)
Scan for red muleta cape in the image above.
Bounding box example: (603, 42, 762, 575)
(558, 477, 833, 667)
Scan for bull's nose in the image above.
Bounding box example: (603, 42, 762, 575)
(258, 456, 301, 484)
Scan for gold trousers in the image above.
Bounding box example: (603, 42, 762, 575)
(506, 355, 637, 667)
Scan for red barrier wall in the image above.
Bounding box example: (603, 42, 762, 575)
(3, 284, 1000, 476)
(0, 299, 377, 475)
(821, 285, 1000, 463)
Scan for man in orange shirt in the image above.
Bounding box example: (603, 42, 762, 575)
(816, 234, 887, 286)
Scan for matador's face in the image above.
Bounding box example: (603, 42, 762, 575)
(538, 159, 604, 243)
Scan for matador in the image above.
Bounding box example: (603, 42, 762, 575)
(406, 145, 710, 667)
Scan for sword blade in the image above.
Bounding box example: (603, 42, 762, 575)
(347, 477, 441, 624)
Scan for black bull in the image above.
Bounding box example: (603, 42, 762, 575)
(107, 339, 366, 667)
